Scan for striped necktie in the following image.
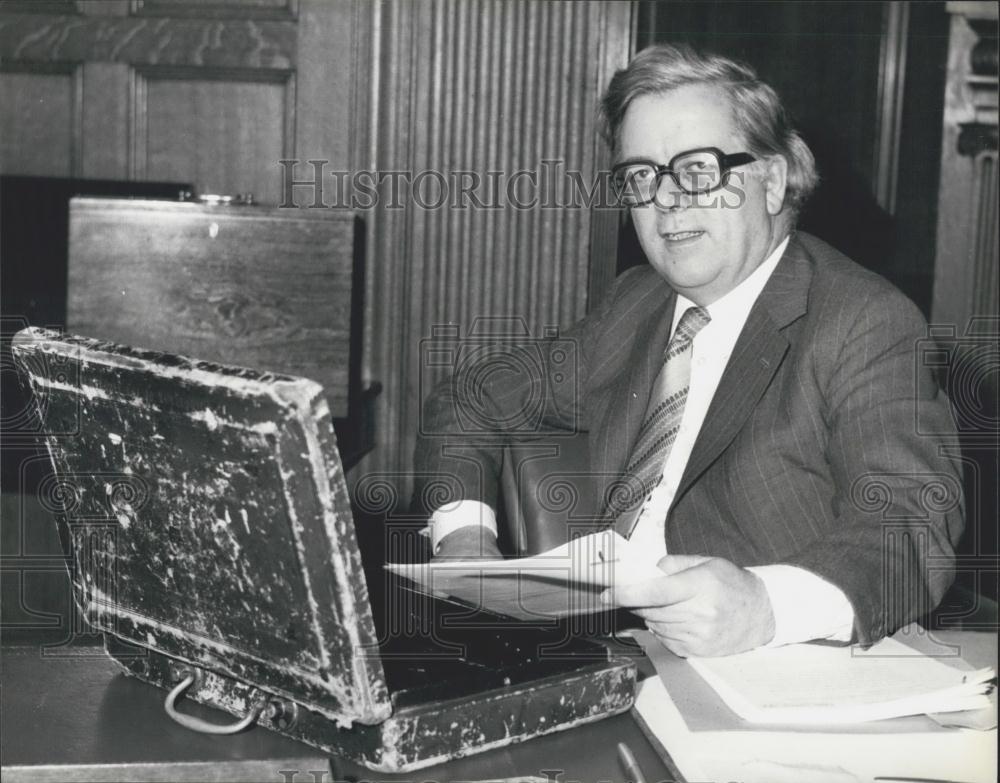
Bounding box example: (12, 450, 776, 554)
(614, 306, 711, 537)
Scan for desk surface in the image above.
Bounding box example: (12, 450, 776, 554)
(1, 644, 677, 782)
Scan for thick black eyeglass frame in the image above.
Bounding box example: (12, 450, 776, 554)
(611, 147, 757, 203)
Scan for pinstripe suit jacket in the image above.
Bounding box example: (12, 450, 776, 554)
(415, 231, 963, 645)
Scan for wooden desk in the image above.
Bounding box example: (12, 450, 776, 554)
(1, 644, 677, 782)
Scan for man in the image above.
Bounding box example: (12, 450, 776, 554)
(413, 44, 962, 657)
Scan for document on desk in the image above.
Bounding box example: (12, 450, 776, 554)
(385, 530, 664, 620)
(631, 628, 999, 783)
(687, 637, 996, 724)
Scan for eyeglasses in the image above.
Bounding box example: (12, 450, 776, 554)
(611, 147, 757, 206)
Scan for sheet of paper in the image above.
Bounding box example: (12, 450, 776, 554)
(385, 530, 664, 619)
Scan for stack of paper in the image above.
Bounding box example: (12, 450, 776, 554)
(632, 628, 998, 783)
(688, 637, 996, 724)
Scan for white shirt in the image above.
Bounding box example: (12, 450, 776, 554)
(431, 236, 855, 646)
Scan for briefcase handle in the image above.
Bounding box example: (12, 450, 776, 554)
(164, 671, 264, 735)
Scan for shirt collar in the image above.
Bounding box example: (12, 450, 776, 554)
(672, 235, 790, 334)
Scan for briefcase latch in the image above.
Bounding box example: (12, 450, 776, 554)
(263, 698, 299, 731)
(194, 193, 255, 206)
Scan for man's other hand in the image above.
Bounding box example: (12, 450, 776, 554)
(433, 525, 503, 561)
(603, 555, 776, 657)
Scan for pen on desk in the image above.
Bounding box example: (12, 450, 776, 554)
(616, 741, 647, 783)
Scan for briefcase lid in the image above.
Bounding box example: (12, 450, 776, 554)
(12, 328, 391, 726)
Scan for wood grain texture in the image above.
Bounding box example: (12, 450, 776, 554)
(80, 61, 131, 178)
(132, 0, 298, 20)
(66, 198, 356, 416)
(137, 72, 290, 202)
(292, 0, 356, 168)
(0, 12, 296, 68)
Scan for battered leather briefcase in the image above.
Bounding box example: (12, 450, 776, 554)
(12, 328, 637, 773)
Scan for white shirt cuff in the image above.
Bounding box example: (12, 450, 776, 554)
(747, 564, 855, 647)
(426, 500, 498, 554)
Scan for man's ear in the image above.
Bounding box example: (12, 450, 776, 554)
(764, 155, 789, 215)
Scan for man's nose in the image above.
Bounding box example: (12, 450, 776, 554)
(652, 175, 692, 211)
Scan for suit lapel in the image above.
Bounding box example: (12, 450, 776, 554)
(671, 233, 814, 508)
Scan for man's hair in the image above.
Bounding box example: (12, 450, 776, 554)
(600, 43, 819, 214)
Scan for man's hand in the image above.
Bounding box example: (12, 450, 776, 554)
(433, 525, 503, 561)
(603, 554, 775, 657)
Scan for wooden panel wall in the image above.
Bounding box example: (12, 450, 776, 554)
(139, 73, 290, 203)
(355, 0, 633, 501)
(0, 0, 354, 202)
(0, 66, 79, 176)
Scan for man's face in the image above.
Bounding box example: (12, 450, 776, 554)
(619, 84, 788, 305)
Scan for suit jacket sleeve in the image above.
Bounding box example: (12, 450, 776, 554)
(783, 288, 963, 645)
(411, 267, 642, 518)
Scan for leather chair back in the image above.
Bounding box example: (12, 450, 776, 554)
(499, 432, 605, 556)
